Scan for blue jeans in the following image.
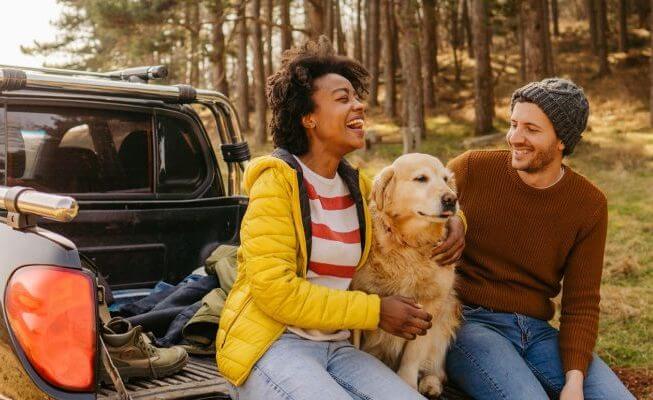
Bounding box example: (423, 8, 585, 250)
(227, 332, 426, 400)
(445, 305, 635, 400)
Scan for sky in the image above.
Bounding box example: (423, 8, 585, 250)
(1, 0, 65, 67)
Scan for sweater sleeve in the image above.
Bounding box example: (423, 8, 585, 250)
(446, 151, 472, 198)
(558, 199, 608, 375)
(241, 168, 381, 331)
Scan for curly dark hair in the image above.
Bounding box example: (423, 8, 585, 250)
(266, 36, 370, 155)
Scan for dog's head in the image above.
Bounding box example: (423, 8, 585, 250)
(372, 153, 458, 245)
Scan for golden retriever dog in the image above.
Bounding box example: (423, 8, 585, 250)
(351, 153, 461, 397)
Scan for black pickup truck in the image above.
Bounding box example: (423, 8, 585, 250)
(0, 65, 469, 400)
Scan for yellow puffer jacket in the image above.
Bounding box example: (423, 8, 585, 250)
(216, 149, 380, 386)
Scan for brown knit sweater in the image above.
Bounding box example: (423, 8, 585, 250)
(448, 150, 608, 375)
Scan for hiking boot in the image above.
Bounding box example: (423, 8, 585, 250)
(100, 317, 188, 383)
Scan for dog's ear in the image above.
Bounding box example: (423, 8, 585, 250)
(373, 166, 395, 211)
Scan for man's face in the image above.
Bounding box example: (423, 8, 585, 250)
(506, 101, 565, 173)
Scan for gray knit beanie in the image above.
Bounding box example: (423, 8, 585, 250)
(510, 78, 589, 156)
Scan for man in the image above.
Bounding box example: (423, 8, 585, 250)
(434, 78, 634, 400)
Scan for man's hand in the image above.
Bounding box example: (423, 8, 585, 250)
(379, 295, 432, 340)
(432, 215, 465, 265)
(560, 370, 584, 400)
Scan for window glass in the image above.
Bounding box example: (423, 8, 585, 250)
(6, 105, 152, 194)
(157, 114, 206, 193)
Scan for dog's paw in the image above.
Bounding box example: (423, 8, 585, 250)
(397, 368, 419, 391)
(418, 374, 443, 397)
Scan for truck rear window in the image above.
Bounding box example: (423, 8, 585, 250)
(6, 105, 153, 195)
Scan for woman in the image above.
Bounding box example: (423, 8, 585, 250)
(216, 38, 432, 400)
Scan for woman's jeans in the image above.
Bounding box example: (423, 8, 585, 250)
(445, 305, 635, 400)
(227, 332, 426, 400)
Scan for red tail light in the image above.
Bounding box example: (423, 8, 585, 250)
(5, 265, 97, 392)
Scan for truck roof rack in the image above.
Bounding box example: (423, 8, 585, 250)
(0, 64, 168, 83)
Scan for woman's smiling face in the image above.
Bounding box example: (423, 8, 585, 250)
(302, 73, 367, 157)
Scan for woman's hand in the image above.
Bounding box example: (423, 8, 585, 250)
(432, 215, 465, 265)
(379, 296, 432, 340)
(560, 370, 584, 400)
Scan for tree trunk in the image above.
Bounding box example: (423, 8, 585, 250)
(325, 0, 334, 42)
(649, 0, 653, 126)
(472, 0, 494, 135)
(251, 0, 267, 144)
(281, 0, 293, 51)
(586, 0, 598, 54)
(521, 0, 553, 81)
(355, 0, 363, 61)
(637, 0, 651, 28)
(236, 0, 250, 131)
(265, 0, 274, 77)
(551, 0, 559, 36)
(421, 0, 437, 110)
(367, 0, 381, 106)
(462, 0, 474, 58)
(304, 0, 325, 40)
(518, 8, 526, 81)
(542, 0, 554, 75)
(434, 2, 440, 75)
(381, 0, 397, 118)
(596, 0, 610, 76)
(618, 0, 629, 52)
(211, 0, 229, 95)
(334, 0, 346, 54)
(450, 0, 462, 83)
(187, 0, 200, 87)
(396, 0, 424, 153)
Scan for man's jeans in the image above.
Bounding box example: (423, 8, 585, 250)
(227, 332, 426, 400)
(445, 305, 635, 400)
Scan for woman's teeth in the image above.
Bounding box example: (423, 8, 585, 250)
(346, 119, 364, 129)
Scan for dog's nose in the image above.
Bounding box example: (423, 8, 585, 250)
(441, 193, 457, 211)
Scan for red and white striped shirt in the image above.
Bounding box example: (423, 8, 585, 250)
(287, 156, 361, 341)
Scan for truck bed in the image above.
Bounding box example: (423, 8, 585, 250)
(98, 356, 230, 400)
(97, 356, 471, 400)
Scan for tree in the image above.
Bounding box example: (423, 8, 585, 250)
(521, 0, 553, 81)
(367, 0, 381, 106)
(236, 0, 250, 131)
(251, 0, 267, 144)
(354, 0, 363, 61)
(381, 0, 397, 118)
(618, 0, 628, 52)
(462, 0, 474, 58)
(209, 0, 229, 95)
(551, 0, 559, 36)
(471, 0, 494, 135)
(449, 0, 463, 83)
(396, 0, 424, 153)
(649, 0, 653, 126)
(596, 0, 610, 76)
(304, 0, 325, 40)
(334, 0, 346, 54)
(586, 0, 598, 54)
(186, 0, 201, 87)
(281, 0, 293, 51)
(265, 0, 274, 77)
(421, 0, 437, 110)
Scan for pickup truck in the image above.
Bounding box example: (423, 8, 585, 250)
(0, 65, 469, 400)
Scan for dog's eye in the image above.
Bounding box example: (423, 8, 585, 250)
(414, 175, 428, 182)
(443, 176, 449, 182)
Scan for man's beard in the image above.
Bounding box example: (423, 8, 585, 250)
(516, 142, 558, 173)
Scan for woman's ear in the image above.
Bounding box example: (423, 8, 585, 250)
(373, 166, 395, 211)
(302, 114, 316, 129)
